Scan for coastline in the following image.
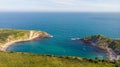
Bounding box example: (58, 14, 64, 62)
(97, 45, 118, 61)
(106, 48, 117, 61)
(0, 31, 51, 51)
(79, 40, 118, 61)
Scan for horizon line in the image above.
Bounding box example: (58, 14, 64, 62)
(0, 11, 120, 13)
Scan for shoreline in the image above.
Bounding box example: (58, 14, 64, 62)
(97, 45, 118, 61)
(79, 40, 118, 61)
(0, 31, 51, 51)
(106, 48, 118, 61)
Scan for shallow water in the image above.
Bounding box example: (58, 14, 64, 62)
(0, 12, 120, 59)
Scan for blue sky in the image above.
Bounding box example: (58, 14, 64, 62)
(0, 0, 120, 12)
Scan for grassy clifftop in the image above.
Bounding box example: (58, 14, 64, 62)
(0, 29, 50, 46)
(81, 34, 120, 55)
(0, 52, 119, 67)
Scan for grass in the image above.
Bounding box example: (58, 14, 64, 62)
(0, 52, 119, 67)
(0, 29, 46, 46)
(0, 29, 120, 67)
(83, 34, 120, 55)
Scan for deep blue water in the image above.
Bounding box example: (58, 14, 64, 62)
(0, 12, 120, 59)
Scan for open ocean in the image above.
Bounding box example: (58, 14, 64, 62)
(0, 12, 120, 59)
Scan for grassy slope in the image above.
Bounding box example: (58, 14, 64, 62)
(0, 52, 119, 67)
(0, 29, 46, 46)
(109, 40, 120, 55)
(82, 34, 120, 55)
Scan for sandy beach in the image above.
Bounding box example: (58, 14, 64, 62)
(0, 31, 51, 51)
(106, 48, 118, 61)
(94, 45, 118, 61)
(80, 40, 119, 61)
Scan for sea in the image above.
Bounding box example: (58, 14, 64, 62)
(0, 12, 120, 59)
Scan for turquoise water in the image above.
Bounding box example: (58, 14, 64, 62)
(0, 12, 120, 59)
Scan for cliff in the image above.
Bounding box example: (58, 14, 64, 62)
(80, 34, 120, 61)
(0, 29, 51, 51)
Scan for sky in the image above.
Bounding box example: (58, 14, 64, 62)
(0, 0, 120, 12)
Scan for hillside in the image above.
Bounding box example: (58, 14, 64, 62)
(81, 35, 120, 55)
(0, 52, 119, 67)
(109, 40, 120, 55)
(0, 29, 50, 51)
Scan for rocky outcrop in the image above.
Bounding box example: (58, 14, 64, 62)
(28, 31, 51, 40)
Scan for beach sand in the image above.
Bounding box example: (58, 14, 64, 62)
(0, 31, 51, 51)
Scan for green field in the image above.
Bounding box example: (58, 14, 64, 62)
(0, 52, 119, 67)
